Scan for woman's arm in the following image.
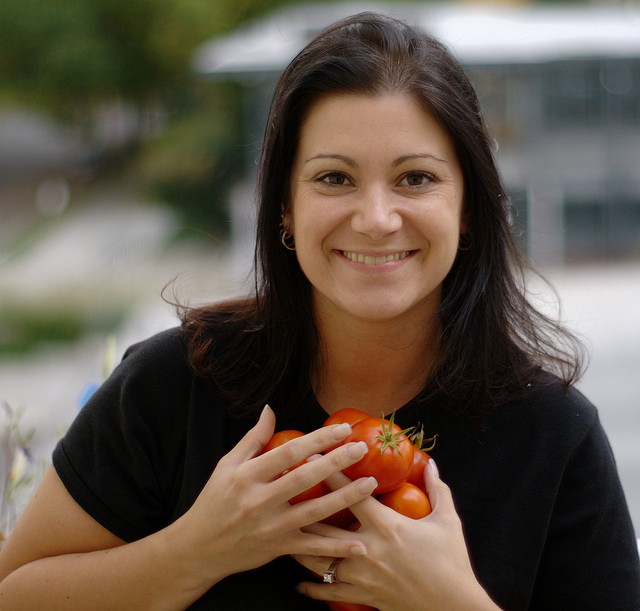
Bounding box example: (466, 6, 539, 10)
(0, 407, 376, 609)
(0, 466, 209, 610)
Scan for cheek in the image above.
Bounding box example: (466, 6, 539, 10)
(422, 201, 464, 242)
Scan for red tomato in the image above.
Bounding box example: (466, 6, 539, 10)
(327, 602, 376, 611)
(261, 430, 324, 504)
(341, 414, 414, 494)
(288, 480, 326, 505)
(322, 408, 370, 452)
(261, 429, 305, 456)
(406, 448, 431, 490)
(379, 482, 432, 519)
(323, 408, 369, 428)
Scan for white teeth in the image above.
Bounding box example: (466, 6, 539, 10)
(342, 251, 411, 265)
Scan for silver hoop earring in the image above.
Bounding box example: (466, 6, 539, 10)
(280, 228, 295, 251)
(458, 233, 472, 251)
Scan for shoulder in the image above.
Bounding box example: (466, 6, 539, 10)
(120, 327, 189, 372)
(68, 327, 201, 442)
(488, 373, 598, 449)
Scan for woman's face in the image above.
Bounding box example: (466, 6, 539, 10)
(287, 92, 465, 327)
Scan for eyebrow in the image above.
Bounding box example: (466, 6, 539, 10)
(304, 154, 356, 166)
(304, 153, 448, 166)
(392, 153, 448, 166)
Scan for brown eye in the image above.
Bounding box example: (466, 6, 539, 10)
(319, 172, 351, 186)
(400, 172, 434, 187)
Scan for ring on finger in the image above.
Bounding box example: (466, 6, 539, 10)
(322, 557, 343, 583)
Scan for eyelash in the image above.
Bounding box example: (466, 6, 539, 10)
(399, 171, 437, 187)
(315, 171, 437, 188)
(316, 172, 351, 186)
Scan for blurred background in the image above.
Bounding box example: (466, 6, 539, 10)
(1, 1, 639, 536)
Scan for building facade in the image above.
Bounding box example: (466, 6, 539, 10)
(194, 2, 640, 265)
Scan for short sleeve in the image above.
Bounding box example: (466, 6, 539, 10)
(53, 328, 193, 542)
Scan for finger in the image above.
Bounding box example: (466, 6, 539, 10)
(302, 521, 353, 538)
(271, 441, 367, 500)
(286, 475, 377, 527)
(286, 531, 368, 560)
(224, 404, 276, 465)
(251, 423, 354, 479)
(424, 458, 455, 514)
(322, 469, 381, 524)
(322, 466, 355, 491)
(292, 553, 333, 578)
(292, 554, 357, 582)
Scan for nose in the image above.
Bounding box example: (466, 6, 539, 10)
(350, 187, 402, 239)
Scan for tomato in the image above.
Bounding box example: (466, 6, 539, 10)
(261, 429, 305, 457)
(288, 480, 326, 505)
(327, 601, 376, 611)
(322, 408, 370, 452)
(341, 413, 414, 494)
(323, 408, 369, 428)
(406, 426, 436, 490)
(261, 430, 325, 504)
(379, 482, 432, 519)
(406, 448, 431, 490)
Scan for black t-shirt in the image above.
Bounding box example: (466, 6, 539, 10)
(53, 327, 640, 610)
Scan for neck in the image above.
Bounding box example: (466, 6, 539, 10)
(313, 312, 439, 417)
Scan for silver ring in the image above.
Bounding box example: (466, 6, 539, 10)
(322, 557, 343, 583)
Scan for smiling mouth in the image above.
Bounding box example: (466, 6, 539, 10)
(341, 250, 412, 265)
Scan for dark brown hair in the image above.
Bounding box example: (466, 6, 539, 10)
(181, 12, 584, 418)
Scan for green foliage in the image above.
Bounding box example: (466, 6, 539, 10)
(137, 82, 246, 239)
(0, 0, 298, 234)
(0, 0, 297, 114)
(0, 304, 126, 355)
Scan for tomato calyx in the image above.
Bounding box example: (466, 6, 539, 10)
(373, 411, 414, 455)
(408, 424, 437, 452)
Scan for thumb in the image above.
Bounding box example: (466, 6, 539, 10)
(424, 459, 456, 515)
(227, 404, 276, 465)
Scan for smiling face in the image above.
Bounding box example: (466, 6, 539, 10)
(287, 92, 465, 328)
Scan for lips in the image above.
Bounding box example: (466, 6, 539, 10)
(341, 250, 412, 265)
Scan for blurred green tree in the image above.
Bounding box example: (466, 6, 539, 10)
(0, 0, 294, 235)
(0, 0, 286, 116)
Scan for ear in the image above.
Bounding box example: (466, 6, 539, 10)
(282, 206, 293, 232)
(459, 207, 469, 235)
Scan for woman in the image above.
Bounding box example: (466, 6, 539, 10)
(0, 13, 638, 610)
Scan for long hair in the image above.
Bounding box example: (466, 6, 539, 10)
(181, 12, 584, 419)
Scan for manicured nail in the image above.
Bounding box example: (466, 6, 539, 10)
(331, 422, 352, 439)
(429, 458, 439, 479)
(356, 476, 377, 494)
(346, 441, 367, 459)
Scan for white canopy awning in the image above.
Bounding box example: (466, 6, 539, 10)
(193, 2, 640, 77)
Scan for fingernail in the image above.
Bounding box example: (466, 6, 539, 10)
(346, 441, 367, 459)
(429, 458, 439, 479)
(296, 583, 307, 595)
(331, 422, 352, 440)
(350, 543, 368, 556)
(356, 476, 377, 494)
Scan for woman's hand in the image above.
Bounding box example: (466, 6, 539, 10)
(294, 460, 500, 611)
(164, 405, 378, 592)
